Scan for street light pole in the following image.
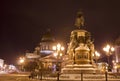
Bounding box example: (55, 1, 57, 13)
(53, 43, 64, 81)
(94, 51, 100, 63)
(103, 44, 115, 71)
(18, 57, 25, 71)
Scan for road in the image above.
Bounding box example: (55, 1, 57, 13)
(0, 73, 40, 81)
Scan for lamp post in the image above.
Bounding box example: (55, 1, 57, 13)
(103, 44, 115, 71)
(52, 43, 64, 81)
(94, 51, 100, 63)
(18, 57, 25, 71)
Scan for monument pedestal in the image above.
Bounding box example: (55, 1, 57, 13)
(59, 12, 101, 80)
(59, 64, 101, 81)
(61, 64, 97, 74)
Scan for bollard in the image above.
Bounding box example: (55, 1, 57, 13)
(40, 71, 42, 80)
(57, 72, 59, 81)
(81, 72, 83, 81)
(105, 72, 108, 81)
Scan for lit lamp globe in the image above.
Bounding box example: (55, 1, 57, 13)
(103, 44, 115, 71)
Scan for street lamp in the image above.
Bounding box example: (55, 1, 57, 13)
(52, 43, 64, 81)
(53, 43, 64, 60)
(18, 57, 25, 71)
(19, 57, 25, 64)
(103, 44, 115, 71)
(94, 51, 100, 63)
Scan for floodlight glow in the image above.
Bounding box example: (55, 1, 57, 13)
(111, 47, 115, 51)
(52, 46, 56, 50)
(61, 47, 64, 51)
(53, 53, 58, 57)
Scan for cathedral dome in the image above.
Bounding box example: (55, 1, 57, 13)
(40, 29, 56, 55)
(41, 30, 55, 42)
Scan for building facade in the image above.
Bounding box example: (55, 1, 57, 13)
(114, 36, 120, 72)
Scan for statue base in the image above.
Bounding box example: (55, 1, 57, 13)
(61, 64, 97, 74)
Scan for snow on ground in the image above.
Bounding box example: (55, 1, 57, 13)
(0, 73, 41, 81)
(0, 71, 8, 74)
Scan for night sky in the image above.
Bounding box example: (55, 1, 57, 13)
(1, 0, 120, 64)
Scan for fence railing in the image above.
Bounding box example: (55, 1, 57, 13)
(30, 71, 120, 81)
